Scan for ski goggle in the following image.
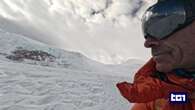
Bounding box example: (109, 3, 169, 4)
(142, 0, 195, 40)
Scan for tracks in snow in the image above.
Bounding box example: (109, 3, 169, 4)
(0, 60, 130, 110)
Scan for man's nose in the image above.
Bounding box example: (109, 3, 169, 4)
(144, 37, 160, 48)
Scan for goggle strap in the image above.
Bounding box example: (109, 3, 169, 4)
(191, 0, 195, 17)
(188, 0, 195, 20)
(184, 0, 192, 22)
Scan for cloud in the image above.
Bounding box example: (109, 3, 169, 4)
(0, 0, 153, 64)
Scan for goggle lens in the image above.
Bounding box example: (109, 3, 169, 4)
(142, 0, 187, 39)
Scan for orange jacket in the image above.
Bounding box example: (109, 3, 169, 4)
(117, 58, 195, 110)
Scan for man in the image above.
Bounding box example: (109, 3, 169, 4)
(117, 0, 195, 110)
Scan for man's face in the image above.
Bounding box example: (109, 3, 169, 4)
(144, 21, 195, 72)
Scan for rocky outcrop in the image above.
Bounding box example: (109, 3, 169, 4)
(6, 49, 55, 62)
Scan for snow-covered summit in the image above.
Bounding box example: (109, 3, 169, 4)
(0, 29, 99, 72)
(0, 28, 143, 76)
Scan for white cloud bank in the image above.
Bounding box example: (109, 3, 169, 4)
(0, 0, 156, 64)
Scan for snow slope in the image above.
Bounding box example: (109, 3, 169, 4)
(0, 29, 144, 110)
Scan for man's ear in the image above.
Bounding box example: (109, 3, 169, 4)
(190, 21, 195, 35)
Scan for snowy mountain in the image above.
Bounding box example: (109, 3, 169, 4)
(0, 28, 144, 110)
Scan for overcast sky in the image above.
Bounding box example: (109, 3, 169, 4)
(0, 0, 156, 64)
